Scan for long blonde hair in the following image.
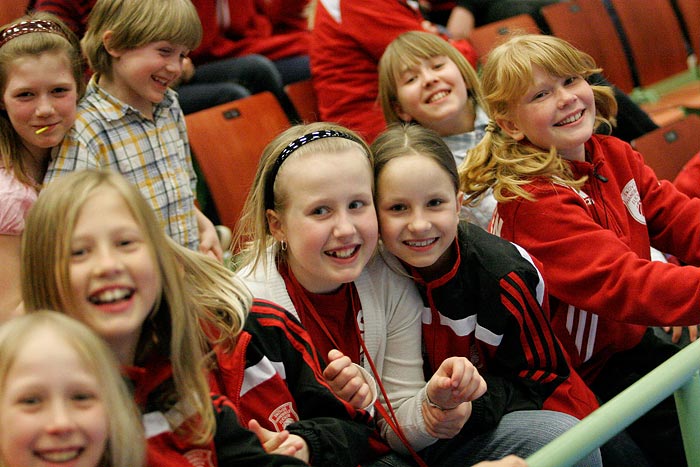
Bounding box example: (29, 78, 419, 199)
(460, 34, 617, 203)
(21, 170, 215, 444)
(170, 241, 252, 354)
(0, 311, 145, 467)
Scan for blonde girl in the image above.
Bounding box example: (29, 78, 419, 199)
(461, 34, 700, 467)
(0, 311, 145, 467)
(21, 170, 216, 453)
(0, 12, 82, 318)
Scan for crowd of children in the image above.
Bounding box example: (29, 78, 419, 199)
(1, 1, 697, 467)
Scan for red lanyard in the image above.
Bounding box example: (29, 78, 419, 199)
(287, 273, 430, 467)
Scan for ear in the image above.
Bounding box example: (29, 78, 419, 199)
(395, 102, 413, 123)
(102, 31, 122, 58)
(266, 209, 285, 242)
(456, 191, 465, 214)
(456, 191, 465, 217)
(495, 116, 525, 141)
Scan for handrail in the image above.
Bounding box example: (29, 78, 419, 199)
(526, 338, 700, 467)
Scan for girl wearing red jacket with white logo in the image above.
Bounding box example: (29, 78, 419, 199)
(461, 34, 700, 467)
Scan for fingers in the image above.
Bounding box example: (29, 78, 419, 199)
(323, 352, 372, 408)
(430, 357, 486, 408)
(671, 326, 683, 344)
(422, 400, 471, 438)
(689, 325, 698, 342)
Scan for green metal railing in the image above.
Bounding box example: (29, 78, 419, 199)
(527, 338, 700, 467)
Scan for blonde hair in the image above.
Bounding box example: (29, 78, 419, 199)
(0, 12, 84, 187)
(0, 311, 145, 467)
(169, 241, 252, 354)
(235, 122, 372, 272)
(460, 34, 618, 203)
(21, 170, 214, 444)
(82, 0, 202, 78)
(377, 31, 483, 126)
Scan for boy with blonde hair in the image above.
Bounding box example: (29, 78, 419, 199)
(46, 0, 221, 259)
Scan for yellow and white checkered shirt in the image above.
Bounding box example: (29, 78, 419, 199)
(47, 75, 199, 250)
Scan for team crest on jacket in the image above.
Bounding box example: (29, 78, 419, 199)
(621, 179, 646, 225)
(184, 449, 214, 467)
(269, 402, 299, 431)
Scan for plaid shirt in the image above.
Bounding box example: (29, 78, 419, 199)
(47, 75, 199, 250)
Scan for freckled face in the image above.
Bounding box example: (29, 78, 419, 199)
(500, 65, 596, 162)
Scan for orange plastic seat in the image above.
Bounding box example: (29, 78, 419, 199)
(631, 114, 700, 181)
(284, 79, 320, 123)
(185, 92, 291, 243)
(469, 14, 541, 65)
(541, 0, 635, 93)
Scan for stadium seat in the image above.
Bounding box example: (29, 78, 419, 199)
(631, 114, 700, 181)
(469, 14, 541, 65)
(284, 79, 320, 123)
(185, 92, 291, 243)
(541, 0, 635, 93)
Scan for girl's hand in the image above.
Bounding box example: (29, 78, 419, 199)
(661, 325, 699, 344)
(323, 349, 373, 409)
(195, 208, 223, 262)
(422, 357, 487, 438)
(248, 419, 307, 460)
(427, 356, 486, 409)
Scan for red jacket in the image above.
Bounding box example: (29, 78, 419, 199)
(126, 355, 308, 467)
(209, 300, 389, 467)
(490, 135, 700, 382)
(408, 224, 599, 425)
(190, 0, 310, 64)
(310, 0, 478, 142)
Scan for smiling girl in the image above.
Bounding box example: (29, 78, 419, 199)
(0, 311, 145, 467)
(0, 12, 82, 318)
(371, 123, 602, 467)
(461, 34, 700, 466)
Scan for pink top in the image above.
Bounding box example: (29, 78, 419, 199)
(0, 167, 38, 236)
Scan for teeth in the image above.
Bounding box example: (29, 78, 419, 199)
(89, 288, 132, 304)
(38, 449, 81, 462)
(328, 247, 356, 258)
(428, 90, 450, 103)
(556, 111, 582, 126)
(153, 76, 168, 86)
(405, 239, 436, 247)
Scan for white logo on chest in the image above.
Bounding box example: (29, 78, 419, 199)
(621, 179, 646, 225)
